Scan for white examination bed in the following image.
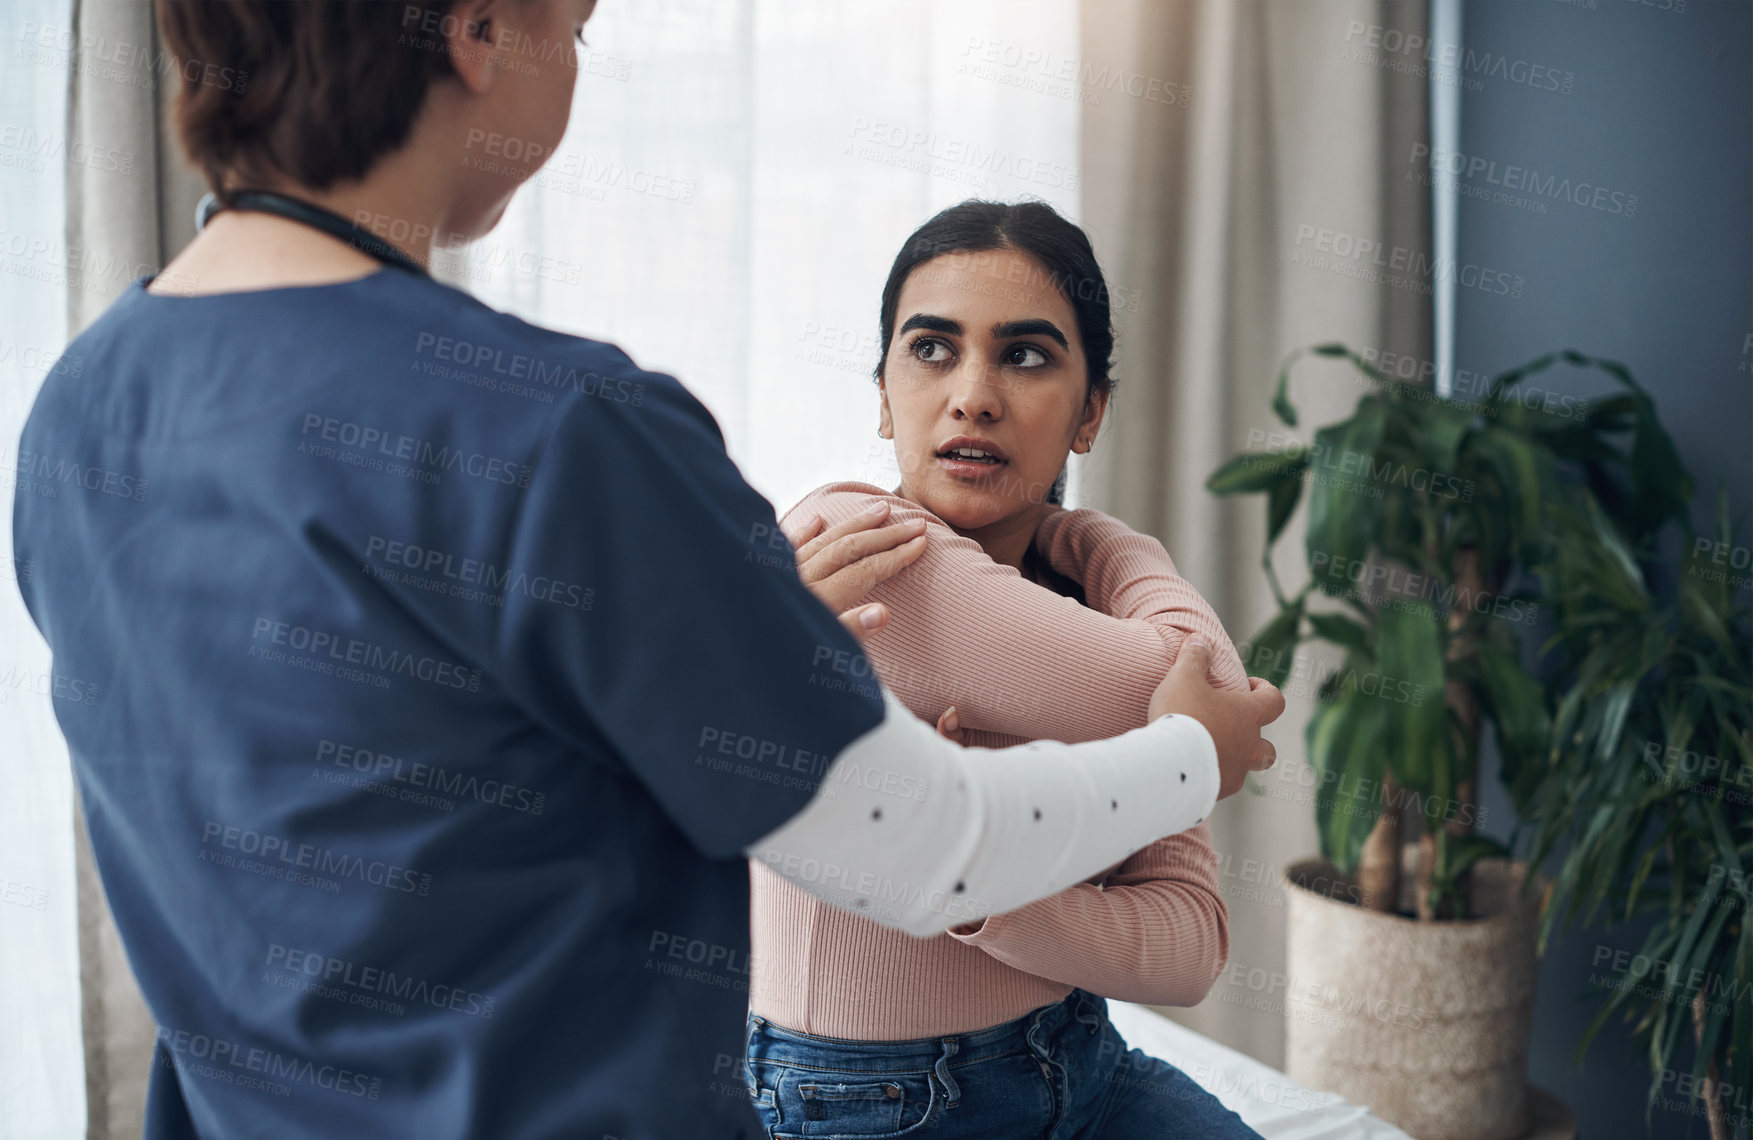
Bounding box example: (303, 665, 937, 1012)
(1108, 1002, 1415, 1140)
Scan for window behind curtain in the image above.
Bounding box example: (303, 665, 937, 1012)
(444, 0, 1085, 515)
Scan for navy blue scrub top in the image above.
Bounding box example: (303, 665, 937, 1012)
(12, 269, 884, 1139)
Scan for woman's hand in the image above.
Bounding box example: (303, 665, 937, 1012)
(934, 705, 966, 745)
(783, 501, 927, 641)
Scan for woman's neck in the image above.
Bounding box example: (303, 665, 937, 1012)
(962, 511, 1045, 572)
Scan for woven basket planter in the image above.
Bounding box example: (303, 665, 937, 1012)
(1282, 855, 1542, 1140)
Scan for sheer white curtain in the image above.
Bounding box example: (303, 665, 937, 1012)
(1, 1, 86, 1135)
(442, 0, 1084, 514)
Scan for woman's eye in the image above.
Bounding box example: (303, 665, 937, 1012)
(911, 338, 954, 364)
(1005, 344, 1049, 368)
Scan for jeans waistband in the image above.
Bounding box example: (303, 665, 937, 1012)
(746, 989, 1107, 1070)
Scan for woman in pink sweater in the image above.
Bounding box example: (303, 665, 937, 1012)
(744, 200, 1267, 1139)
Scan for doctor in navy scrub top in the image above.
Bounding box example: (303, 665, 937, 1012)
(11, 2, 1285, 1137)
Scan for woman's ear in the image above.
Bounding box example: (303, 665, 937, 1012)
(1072, 386, 1109, 454)
(877, 382, 894, 439)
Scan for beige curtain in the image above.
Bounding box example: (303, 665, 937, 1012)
(64, 0, 205, 1135)
(1079, 0, 1432, 1067)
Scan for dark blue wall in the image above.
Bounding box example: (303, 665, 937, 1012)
(1457, 1, 1752, 1137)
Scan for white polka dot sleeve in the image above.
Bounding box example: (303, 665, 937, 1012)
(744, 688, 1221, 938)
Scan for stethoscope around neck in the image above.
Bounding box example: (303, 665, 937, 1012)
(195, 189, 430, 277)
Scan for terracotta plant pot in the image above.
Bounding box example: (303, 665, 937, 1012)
(1281, 855, 1542, 1140)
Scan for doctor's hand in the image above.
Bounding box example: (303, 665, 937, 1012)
(1150, 638, 1284, 801)
(783, 502, 927, 642)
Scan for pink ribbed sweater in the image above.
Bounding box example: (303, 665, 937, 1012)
(747, 481, 1252, 1040)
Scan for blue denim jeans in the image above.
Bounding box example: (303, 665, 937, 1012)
(743, 989, 1264, 1140)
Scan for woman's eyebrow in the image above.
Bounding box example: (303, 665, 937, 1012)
(899, 314, 962, 336)
(992, 319, 1068, 349)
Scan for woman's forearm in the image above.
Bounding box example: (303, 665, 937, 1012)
(946, 826, 1229, 1005)
(786, 487, 1246, 745)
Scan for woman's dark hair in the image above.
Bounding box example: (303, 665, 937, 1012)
(875, 199, 1116, 398)
(875, 199, 1117, 503)
(156, 0, 466, 196)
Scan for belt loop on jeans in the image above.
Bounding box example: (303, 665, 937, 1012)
(743, 1016, 764, 1097)
(934, 1038, 961, 1107)
(1026, 1001, 1054, 1054)
(1071, 990, 1101, 1034)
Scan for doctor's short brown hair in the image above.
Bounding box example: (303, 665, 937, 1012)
(155, 0, 465, 197)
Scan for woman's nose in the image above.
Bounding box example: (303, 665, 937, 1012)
(947, 360, 1005, 422)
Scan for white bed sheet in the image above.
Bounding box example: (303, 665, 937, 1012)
(1107, 1002, 1415, 1140)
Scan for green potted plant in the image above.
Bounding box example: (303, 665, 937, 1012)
(1206, 345, 1694, 1140)
(1519, 479, 1750, 1140)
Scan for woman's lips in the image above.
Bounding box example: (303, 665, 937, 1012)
(931, 437, 1010, 483)
(934, 453, 1010, 482)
